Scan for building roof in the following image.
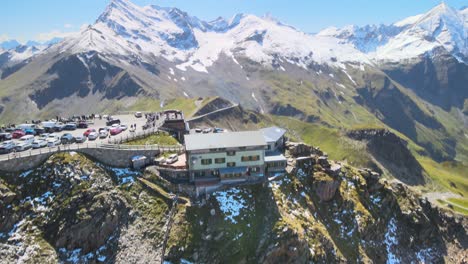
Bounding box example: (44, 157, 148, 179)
(265, 152, 287, 162)
(261, 127, 286, 143)
(185, 131, 267, 151)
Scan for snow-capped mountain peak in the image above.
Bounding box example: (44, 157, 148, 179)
(54, 0, 370, 73)
(318, 2, 467, 63)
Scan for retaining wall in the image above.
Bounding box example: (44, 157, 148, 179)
(0, 148, 162, 173)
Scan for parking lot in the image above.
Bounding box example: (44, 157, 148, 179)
(0, 114, 150, 156)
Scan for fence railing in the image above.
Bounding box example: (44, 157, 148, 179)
(0, 142, 185, 161)
(107, 128, 163, 144)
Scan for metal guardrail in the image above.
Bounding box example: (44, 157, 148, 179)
(0, 142, 185, 161)
(107, 127, 160, 144)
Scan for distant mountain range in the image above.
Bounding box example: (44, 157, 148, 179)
(0, 0, 466, 163)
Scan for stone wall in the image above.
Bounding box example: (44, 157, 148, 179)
(0, 148, 163, 173)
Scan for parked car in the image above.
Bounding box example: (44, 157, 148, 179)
(119, 124, 128, 131)
(134, 112, 143, 118)
(0, 133, 12, 141)
(24, 128, 36, 135)
(5, 127, 15, 133)
(61, 133, 75, 144)
(99, 130, 109, 138)
(16, 136, 34, 151)
(63, 123, 77, 131)
(194, 128, 202, 133)
(34, 127, 46, 135)
(19, 135, 35, 144)
(77, 121, 88, 129)
(202, 128, 212, 134)
(110, 127, 123, 135)
(47, 137, 61, 147)
(83, 128, 96, 137)
(53, 123, 65, 132)
(38, 133, 49, 140)
(0, 141, 16, 154)
(166, 154, 179, 164)
(213, 128, 224, 133)
(74, 135, 87, 143)
(102, 115, 109, 119)
(106, 119, 121, 126)
(32, 139, 47, 149)
(88, 132, 98, 140)
(12, 130, 26, 139)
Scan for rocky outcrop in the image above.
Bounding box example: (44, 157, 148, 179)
(312, 172, 341, 202)
(347, 129, 425, 185)
(286, 142, 323, 157)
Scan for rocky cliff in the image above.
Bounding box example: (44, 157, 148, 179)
(0, 151, 466, 263)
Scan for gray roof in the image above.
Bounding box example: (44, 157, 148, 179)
(265, 153, 287, 162)
(261, 127, 286, 143)
(185, 131, 267, 151)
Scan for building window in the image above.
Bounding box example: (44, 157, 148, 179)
(215, 158, 226, 164)
(227, 151, 236, 156)
(242, 155, 260, 162)
(201, 159, 212, 165)
(250, 167, 260, 173)
(227, 162, 236, 167)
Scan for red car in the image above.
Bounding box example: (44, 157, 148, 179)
(110, 127, 122, 135)
(83, 128, 96, 137)
(12, 130, 25, 139)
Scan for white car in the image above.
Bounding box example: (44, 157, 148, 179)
(88, 132, 98, 140)
(32, 139, 47, 149)
(134, 112, 142, 118)
(39, 133, 50, 140)
(166, 154, 179, 164)
(47, 137, 61, 147)
(74, 135, 87, 143)
(19, 135, 35, 144)
(15, 141, 32, 151)
(119, 124, 128, 131)
(99, 130, 109, 138)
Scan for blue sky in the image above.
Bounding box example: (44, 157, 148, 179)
(1, 0, 466, 42)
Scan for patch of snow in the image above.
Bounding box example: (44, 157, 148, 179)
(19, 170, 33, 178)
(416, 248, 435, 263)
(214, 188, 247, 224)
(384, 218, 400, 264)
(342, 69, 357, 85)
(181, 76, 186, 81)
(107, 167, 140, 185)
(169, 67, 175, 75)
(251, 92, 258, 102)
(183, 91, 189, 98)
(336, 83, 346, 89)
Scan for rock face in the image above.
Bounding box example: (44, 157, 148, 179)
(347, 129, 425, 185)
(313, 172, 341, 202)
(0, 153, 171, 263)
(47, 191, 130, 252)
(286, 142, 323, 157)
(0, 150, 467, 263)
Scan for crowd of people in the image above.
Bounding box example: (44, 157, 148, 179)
(143, 112, 163, 130)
